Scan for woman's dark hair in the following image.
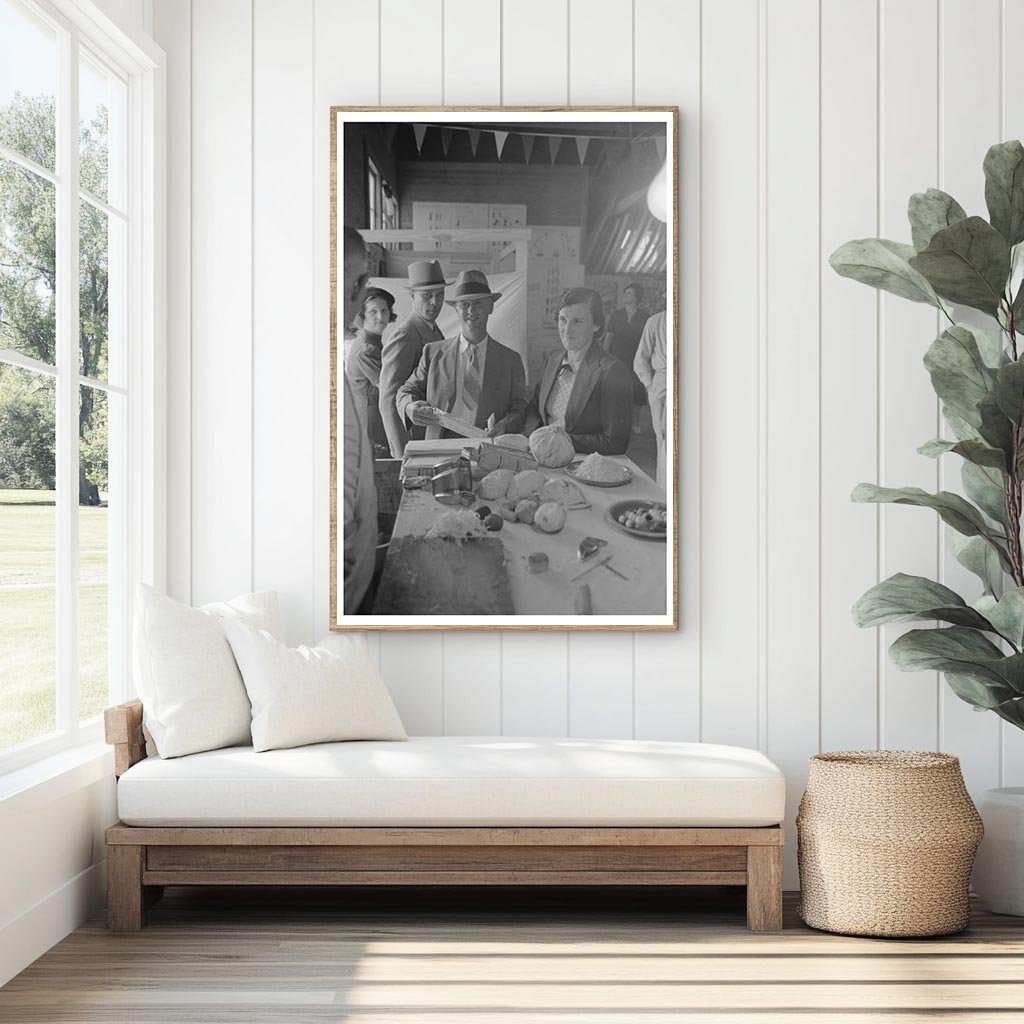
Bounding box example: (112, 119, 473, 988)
(357, 287, 398, 327)
(557, 286, 605, 334)
(623, 282, 645, 303)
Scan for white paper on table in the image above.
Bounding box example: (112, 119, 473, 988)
(434, 410, 485, 438)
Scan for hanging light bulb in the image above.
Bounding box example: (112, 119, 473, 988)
(646, 156, 669, 222)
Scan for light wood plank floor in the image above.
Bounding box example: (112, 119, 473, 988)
(2, 886, 1024, 1022)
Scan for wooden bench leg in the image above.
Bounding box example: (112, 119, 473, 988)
(746, 845, 783, 932)
(107, 845, 145, 931)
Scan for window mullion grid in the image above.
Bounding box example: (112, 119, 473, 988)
(55, 23, 81, 736)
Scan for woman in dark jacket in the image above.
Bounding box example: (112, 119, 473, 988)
(345, 287, 396, 453)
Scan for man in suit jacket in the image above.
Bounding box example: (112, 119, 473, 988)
(378, 260, 448, 456)
(397, 270, 528, 439)
(524, 286, 633, 455)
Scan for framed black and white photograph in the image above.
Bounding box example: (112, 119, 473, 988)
(331, 107, 678, 630)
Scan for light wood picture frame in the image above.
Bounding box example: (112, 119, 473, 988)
(331, 107, 679, 631)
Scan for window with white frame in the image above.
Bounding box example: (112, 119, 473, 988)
(0, 0, 157, 771)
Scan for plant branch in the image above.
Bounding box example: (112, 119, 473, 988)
(1007, 300, 1020, 362)
(1004, 305, 1024, 587)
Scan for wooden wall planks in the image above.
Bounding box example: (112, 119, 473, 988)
(818, 0, 879, 756)
(937, 0, 1003, 804)
(877, 0, 941, 753)
(763, 0, 820, 883)
(252, 0, 316, 646)
(632, 0, 700, 743)
(156, 0, 191, 604)
(158, 0, 1024, 888)
(698, 0, 760, 751)
(188, 0, 254, 607)
(1002, 0, 1024, 787)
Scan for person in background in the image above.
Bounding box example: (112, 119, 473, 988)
(346, 286, 396, 454)
(524, 287, 632, 455)
(378, 260, 448, 457)
(341, 224, 376, 614)
(397, 270, 528, 439)
(604, 283, 650, 435)
(634, 309, 668, 485)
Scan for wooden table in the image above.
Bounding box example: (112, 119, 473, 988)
(379, 440, 668, 617)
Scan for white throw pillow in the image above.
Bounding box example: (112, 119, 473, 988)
(133, 584, 283, 758)
(222, 622, 407, 752)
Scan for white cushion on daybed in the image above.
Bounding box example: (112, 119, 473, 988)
(116, 736, 785, 827)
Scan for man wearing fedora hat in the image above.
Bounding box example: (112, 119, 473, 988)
(378, 260, 449, 457)
(397, 269, 528, 441)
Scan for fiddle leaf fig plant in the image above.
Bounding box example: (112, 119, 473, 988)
(832, 140, 1024, 731)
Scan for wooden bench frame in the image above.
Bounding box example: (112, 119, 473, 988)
(104, 700, 784, 932)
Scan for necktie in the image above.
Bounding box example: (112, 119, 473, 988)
(463, 343, 481, 410)
(546, 362, 574, 426)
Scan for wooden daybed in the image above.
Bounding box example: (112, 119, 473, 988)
(104, 700, 785, 932)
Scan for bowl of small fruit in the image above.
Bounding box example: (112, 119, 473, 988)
(605, 499, 668, 540)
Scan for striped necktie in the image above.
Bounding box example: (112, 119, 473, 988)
(463, 342, 482, 410)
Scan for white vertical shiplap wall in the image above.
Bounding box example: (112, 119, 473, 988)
(699, 0, 760, 752)
(764, 0, 820, 880)
(1002, 0, 1024, 785)
(878, 0, 940, 754)
(188, 0, 252, 607)
(819, 0, 878, 756)
(252, 0, 316, 645)
(155, 0, 1024, 886)
(937, 0, 1003, 805)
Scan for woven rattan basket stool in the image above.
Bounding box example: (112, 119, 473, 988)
(797, 751, 983, 937)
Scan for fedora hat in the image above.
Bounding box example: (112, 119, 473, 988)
(445, 269, 502, 304)
(405, 260, 452, 291)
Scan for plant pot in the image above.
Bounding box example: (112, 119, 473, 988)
(973, 787, 1024, 916)
(797, 751, 983, 937)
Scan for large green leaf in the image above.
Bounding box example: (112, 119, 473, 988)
(888, 626, 1024, 699)
(923, 325, 996, 427)
(942, 407, 983, 442)
(950, 532, 1004, 596)
(962, 461, 1009, 528)
(1012, 278, 1024, 326)
(982, 686, 1024, 728)
(908, 189, 968, 251)
(944, 671, 1024, 714)
(977, 391, 1016, 458)
(830, 238, 943, 307)
(1007, 241, 1024, 325)
(918, 437, 1007, 470)
(984, 140, 1024, 246)
(993, 357, 1024, 423)
(967, 321, 1012, 368)
(977, 589, 1024, 649)
(851, 483, 1009, 554)
(852, 573, 994, 630)
(909, 217, 1011, 314)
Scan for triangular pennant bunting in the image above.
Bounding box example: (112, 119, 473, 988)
(575, 136, 590, 164)
(550, 136, 563, 163)
(468, 129, 480, 156)
(522, 134, 534, 163)
(440, 127, 454, 156)
(412, 123, 428, 153)
(494, 130, 508, 159)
